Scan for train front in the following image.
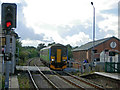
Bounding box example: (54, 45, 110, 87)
(50, 44, 68, 70)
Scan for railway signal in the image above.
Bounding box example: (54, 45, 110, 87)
(1, 3, 17, 29)
(1, 3, 17, 89)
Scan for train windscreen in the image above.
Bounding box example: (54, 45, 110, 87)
(51, 46, 67, 57)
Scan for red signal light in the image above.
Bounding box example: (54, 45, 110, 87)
(6, 21, 11, 27)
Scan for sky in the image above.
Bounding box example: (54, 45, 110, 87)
(0, 0, 119, 47)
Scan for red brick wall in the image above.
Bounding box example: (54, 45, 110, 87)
(73, 37, 120, 63)
(73, 50, 88, 63)
(72, 51, 80, 62)
(91, 38, 120, 60)
(88, 50, 92, 62)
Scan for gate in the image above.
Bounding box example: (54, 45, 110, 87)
(105, 62, 120, 73)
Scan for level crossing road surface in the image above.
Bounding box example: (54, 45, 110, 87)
(16, 66, 50, 71)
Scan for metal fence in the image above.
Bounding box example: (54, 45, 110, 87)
(105, 62, 120, 73)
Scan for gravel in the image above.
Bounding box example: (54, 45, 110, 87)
(45, 73, 76, 88)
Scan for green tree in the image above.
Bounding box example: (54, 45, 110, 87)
(16, 39, 22, 52)
(66, 44, 73, 60)
(19, 51, 29, 62)
(27, 48, 38, 58)
(16, 40, 22, 47)
(22, 46, 39, 58)
(37, 43, 46, 51)
(73, 46, 78, 49)
(16, 41, 39, 65)
(48, 42, 55, 46)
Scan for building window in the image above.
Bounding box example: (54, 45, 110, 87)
(96, 58, 100, 61)
(104, 49, 109, 52)
(93, 49, 97, 53)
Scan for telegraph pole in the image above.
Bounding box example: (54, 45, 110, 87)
(91, 2, 95, 66)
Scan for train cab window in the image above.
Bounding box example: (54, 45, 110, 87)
(51, 48, 56, 56)
(62, 48, 67, 56)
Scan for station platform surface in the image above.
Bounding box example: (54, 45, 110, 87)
(94, 72, 120, 80)
(9, 75, 19, 88)
(16, 65, 50, 71)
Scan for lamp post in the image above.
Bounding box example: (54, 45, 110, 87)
(91, 2, 95, 65)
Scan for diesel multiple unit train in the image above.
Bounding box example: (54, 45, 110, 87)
(40, 44, 68, 70)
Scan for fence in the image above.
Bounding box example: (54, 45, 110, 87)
(71, 62, 105, 74)
(105, 62, 120, 73)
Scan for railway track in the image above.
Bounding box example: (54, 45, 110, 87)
(27, 58, 59, 89)
(34, 59, 77, 89)
(35, 64, 60, 89)
(27, 69, 39, 90)
(53, 71, 104, 90)
(27, 58, 39, 89)
(64, 71, 104, 89)
(28, 58, 104, 89)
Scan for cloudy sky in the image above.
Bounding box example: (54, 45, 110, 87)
(0, 0, 119, 47)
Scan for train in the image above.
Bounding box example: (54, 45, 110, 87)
(40, 43, 68, 70)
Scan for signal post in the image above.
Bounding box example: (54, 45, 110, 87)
(1, 3, 17, 89)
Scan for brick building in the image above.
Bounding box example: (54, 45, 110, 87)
(72, 36, 120, 63)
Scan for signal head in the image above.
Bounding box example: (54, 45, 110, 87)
(1, 3, 17, 29)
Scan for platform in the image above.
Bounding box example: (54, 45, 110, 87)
(9, 75, 19, 88)
(16, 66, 50, 71)
(94, 72, 120, 80)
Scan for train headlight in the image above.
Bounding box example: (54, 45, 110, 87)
(52, 59, 55, 61)
(63, 60, 66, 61)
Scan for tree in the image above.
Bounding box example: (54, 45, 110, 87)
(66, 44, 73, 60)
(16, 39, 22, 58)
(73, 46, 78, 49)
(16, 39, 22, 50)
(21, 46, 39, 58)
(19, 50, 29, 62)
(48, 42, 55, 46)
(37, 43, 46, 51)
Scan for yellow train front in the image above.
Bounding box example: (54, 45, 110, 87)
(40, 44, 68, 70)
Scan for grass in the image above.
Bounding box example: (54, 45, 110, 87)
(2, 75, 5, 88)
(17, 59, 29, 66)
(72, 70, 95, 77)
(2, 73, 30, 89)
(17, 72, 30, 88)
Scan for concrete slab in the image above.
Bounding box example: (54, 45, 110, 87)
(9, 75, 19, 88)
(16, 66, 50, 71)
(94, 72, 120, 80)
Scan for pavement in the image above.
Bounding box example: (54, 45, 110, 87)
(9, 75, 19, 89)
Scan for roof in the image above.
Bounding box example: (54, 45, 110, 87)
(40, 43, 65, 51)
(50, 43, 65, 47)
(72, 36, 119, 52)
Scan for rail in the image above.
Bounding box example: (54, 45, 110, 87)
(64, 71, 104, 90)
(53, 71, 85, 89)
(35, 64, 60, 90)
(27, 69, 39, 90)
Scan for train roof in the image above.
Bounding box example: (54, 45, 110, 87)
(50, 43, 65, 47)
(40, 43, 66, 51)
